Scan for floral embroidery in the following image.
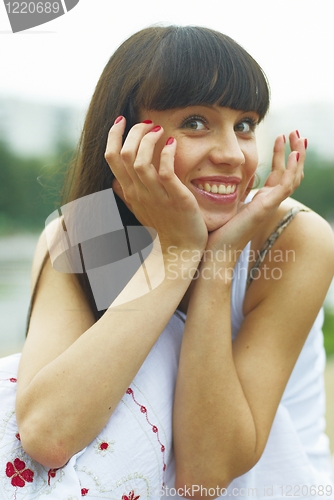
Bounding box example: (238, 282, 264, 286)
(122, 490, 140, 500)
(47, 468, 59, 485)
(6, 458, 34, 487)
(94, 438, 115, 455)
(15, 433, 20, 440)
(126, 387, 166, 486)
(0, 377, 17, 383)
(81, 488, 89, 496)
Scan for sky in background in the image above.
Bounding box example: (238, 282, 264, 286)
(0, 0, 333, 112)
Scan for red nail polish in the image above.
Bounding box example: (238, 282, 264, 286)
(304, 138, 308, 150)
(151, 125, 162, 133)
(296, 152, 300, 162)
(296, 130, 300, 138)
(114, 116, 123, 124)
(166, 137, 174, 145)
(142, 119, 153, 124)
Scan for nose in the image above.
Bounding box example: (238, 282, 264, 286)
(208, 129, 245, 168)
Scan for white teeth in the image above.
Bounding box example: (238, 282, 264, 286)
(197, 183, 236, 194)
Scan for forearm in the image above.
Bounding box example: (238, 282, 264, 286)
(173, 264, 257, 491)
(16, 252, 201, 468)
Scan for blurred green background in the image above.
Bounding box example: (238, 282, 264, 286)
(0, 138, 71, 234)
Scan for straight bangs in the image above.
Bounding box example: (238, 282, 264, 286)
(135, 26, 270, 121)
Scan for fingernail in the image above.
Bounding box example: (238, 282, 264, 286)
(283, 134, 286, 144)
(142, 119, 153, 124)
(151, 125, 162, 133)
(166, 137, 174, 145)
(296, 130, 300, 138)
(296, 152, 300, 162)
(304, 138, 308, 150)
(114, 116, 123, 124)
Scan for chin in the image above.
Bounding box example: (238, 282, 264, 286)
(206, 220, 230, 233)
(205, 213, 236, 233)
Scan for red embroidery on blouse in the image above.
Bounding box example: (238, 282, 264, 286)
(126, 387, 166, 486)
(9, 378, 17, 383)
(122, 491, 140, 500)
(47, 468, 59, 485)
(6, 458, 34, 487)
(15, 433, 20, 441)
(81, 488, 89, 496)
(95, 438, 115, 455)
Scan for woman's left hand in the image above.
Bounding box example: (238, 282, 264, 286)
(265, 130, 306, 188)
(206, 130, 307, 261)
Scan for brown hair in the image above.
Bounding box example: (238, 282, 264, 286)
(27, 25, 270, 330)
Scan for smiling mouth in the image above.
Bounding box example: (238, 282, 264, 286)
(194, 182, 237, 195)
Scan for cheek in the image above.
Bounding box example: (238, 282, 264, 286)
(173, 151, 189, 183)
(151, 136, 169, 171)
(245, 145, 258, 174)
(173, 141, 199, 181)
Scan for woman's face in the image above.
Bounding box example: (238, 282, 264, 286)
(140, 105, 259, 232)
(115, 105, 259, 232)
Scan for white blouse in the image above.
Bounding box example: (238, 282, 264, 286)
(0, 220, 333, 499)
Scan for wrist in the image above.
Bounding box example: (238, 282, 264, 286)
(198, 259, 234, 287)
(163, 247, 202, 283)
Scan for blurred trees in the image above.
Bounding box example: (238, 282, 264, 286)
(258, 149, 334, 221)
(0, 139, 73, 233)
(1, 139, 333, 234)
(293, 150, 334, 221)
(0, 139, 333, 355)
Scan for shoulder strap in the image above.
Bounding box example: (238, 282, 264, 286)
(246, 207, 309, 289)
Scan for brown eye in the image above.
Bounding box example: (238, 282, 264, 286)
(234, 119, 257, 133)
(182, 117, 207, 130)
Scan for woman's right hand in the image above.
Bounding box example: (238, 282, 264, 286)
(104, 117, 208, 256)
(17, 117, 211, 468)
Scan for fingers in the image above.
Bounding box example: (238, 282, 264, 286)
(105, 118, 163, 192)
(105, 116, 131, 188)
(284, 130, 307, 189)
(264, 149, 303, 206)
(266, 134, 287, 188)
(267, 130, 307, 188)
(157, 137, 180, 187)
(129, 125, 166, 190)
(288, 129, 307, 170)
(105, 117, 183, 205)
(132, 132, 189, 201)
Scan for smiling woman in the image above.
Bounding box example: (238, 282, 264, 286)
(0, 25, 334, 500)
